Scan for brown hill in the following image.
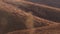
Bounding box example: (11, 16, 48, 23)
(0, 0, 60, 34)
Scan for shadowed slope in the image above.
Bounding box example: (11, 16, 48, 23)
(0, 0, 60, 34)
(0, 1, 55, 34)
(3, 0, 60, 22)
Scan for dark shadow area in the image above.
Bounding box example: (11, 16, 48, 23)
(0, 10, 26, 34)
(26, 0, 60, 8)
(0, 10, 49, 34)
(16, 4, 60, 22)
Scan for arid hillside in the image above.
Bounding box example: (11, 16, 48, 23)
(0, 0, 60, 34)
